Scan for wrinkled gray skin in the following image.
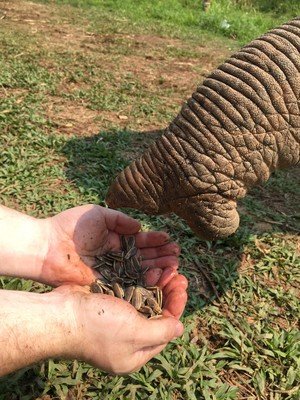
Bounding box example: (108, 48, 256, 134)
(106, 19, 300, 240)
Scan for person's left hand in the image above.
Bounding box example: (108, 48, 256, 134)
(51, 272, 187, 374)
(41, 205, 180, 288)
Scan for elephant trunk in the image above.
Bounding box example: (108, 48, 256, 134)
(106, 125, 242, 240)
(106, 142, 168, 214)
(106, 18, 300, 240)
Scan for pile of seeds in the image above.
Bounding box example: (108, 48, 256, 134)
(90, 235, 163, 318)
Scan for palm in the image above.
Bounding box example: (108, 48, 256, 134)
(42, 205, 181, 291)
(60, 207, 121, 256)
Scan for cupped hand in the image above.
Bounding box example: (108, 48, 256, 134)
(41, 205, 180, 287)
(55, 271, 188, 374)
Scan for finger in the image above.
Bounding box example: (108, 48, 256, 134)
(145, 266, 178, 289)
(141, 255, 179, 270)
(141, 343, 167, 361)
(135, 231, 170, 248)
(138, 316, 183, 347)
(139, 242, 180, 260)
(104, 209, 141, 234)
(133, 343, 167, 372)
(145, 266, 178, 292)
(157, 267, 178, 288)
(145, 268, 163, 286)
(163, 274, 188, 297)
(163, 288, 188, 319)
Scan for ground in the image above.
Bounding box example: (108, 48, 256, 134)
(0, 1, 299, 399)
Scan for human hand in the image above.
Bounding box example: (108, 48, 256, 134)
(42, 204, 180, 287)
(55, 271, 188, 374)
(0, 269, 187, 377)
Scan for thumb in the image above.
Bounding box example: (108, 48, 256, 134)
(139, 317, 184, 347)
(104, 208, 141, 234)
(53, 284, 90, 295)
(131, 318, 184, 372)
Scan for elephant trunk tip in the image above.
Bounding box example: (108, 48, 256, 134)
(105, 188, 119, 209)
(172, 195, 240, 241)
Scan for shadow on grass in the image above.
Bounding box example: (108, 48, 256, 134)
(0, 129, 299, 399)
(61, 129, 300, 315)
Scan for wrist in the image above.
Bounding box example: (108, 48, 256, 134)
(0, 206, 50, 281)
(42, 290, 80, 359)
(0, 289, 79, 376)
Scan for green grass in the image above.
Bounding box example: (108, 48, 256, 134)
(0, 0, 299, 399)
(39, 0, 300, 44)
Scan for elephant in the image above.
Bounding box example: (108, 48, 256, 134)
(106, 18, 300, 240)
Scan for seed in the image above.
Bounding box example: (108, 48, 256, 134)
(89, 234, 163, 317)
(90, 279, 112, 294)
(111, 276, 123, 285)
(92, 260, 107, 269)
(146, 297, 162, 314)
(113, 261, 123, 276)
(131, 288, 143, 310)
(124, 286, 135, 302)
(101, 268, 114, 281)
(149, 314, 163, 320)
(124, 263, 138, 279)
(147, 286, 163, 307)
(112, 282, 124, 298)
(90, 282, 103, 293)
(139, 305, 154, 317)
(124, 246, 138, 259)
(131, 257, 140, 273)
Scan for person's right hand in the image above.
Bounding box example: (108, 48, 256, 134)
(55, 271, 188, 374)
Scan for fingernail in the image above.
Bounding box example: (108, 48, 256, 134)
(174, 321, 184, 338)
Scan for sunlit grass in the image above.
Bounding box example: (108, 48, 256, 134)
(0, 1, 299, 398)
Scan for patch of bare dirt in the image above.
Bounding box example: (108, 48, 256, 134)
(45, 96, 145, 135)
(1, 0, 232, 136)
(0, 1, 88, 50)
(45, 96, 101, 135)
(119, 54, 203, 101)
(0, 87, 29, 100)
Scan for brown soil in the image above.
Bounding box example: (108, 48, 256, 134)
(0, 0, 231, 135)
(45, 96, 102, 135)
